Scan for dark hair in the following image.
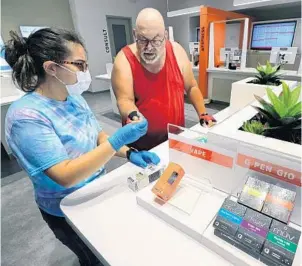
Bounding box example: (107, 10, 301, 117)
(3, 28, 85, 92)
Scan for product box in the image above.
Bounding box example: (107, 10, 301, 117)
(127, 164, 165, 192)
(238, 176, 271, 211)
(213, 198, 247, 236)
(262, 185, 296, 224)
(235, 208, 272, 252)
(214, 229, 260, 259)
(261, 220, 301, 266)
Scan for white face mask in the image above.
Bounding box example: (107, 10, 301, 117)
(55, 64, 92, 95)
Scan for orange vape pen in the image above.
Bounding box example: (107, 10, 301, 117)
(152, 162, 185, 202)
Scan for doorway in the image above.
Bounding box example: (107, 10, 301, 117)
(106, 16, 133, 60)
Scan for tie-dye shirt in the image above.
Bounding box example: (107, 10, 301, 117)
(5, 92, 105, 217)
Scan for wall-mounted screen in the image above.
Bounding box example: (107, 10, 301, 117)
(20, 26, 47, 38)
(251, 21, 296, 50)
(0, 36, 11, 71)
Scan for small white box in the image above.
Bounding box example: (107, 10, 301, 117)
(127, 164, 165, 192)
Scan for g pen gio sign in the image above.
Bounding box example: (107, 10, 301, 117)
(237, 154, 301, 187)
(103, 29, 110, 53)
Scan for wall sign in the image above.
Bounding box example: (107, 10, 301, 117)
(200, 26, 205, 52)
(103, 29, 110, 53)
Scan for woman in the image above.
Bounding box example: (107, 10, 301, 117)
(4, 28, 160, 266)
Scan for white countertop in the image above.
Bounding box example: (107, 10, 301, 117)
(206, 67, 301, 78)
(1, 92, 25, 106)
(95, 73, 111, 80)
(61, 110, 234, 266)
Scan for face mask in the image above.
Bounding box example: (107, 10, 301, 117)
(55, 64, 92, 95)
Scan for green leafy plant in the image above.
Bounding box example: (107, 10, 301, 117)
(242, 120, 266, 135)
(253, 82, 301, 143)
(249, 61, 282, 86)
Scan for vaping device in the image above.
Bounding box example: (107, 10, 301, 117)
(152, 162, 185, 202)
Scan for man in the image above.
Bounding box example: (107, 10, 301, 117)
(112, 8, 216, 150)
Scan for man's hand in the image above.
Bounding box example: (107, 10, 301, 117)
(200, 113, 217, 127)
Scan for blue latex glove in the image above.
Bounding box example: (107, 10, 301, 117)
(108, 119, 148, 151)
(129, 151, 161, 168)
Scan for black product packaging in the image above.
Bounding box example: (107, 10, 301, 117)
(213, 198, 247, 236)
(261, 220, 301, 266)
(235, 208, 272, 252)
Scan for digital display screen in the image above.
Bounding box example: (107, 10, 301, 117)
(251, 21, 296, 50)
(20, 26, 47, 38)
(0, 36, 11, 71)
(167, 172, 178, 185)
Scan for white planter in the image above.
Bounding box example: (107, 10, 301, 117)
(230, 77, 286, 112)
(213, 79, 299, 157)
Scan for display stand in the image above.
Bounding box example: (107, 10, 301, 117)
(137, 125, 237, 242)
(202, 142, 301, 266)
(137, 124, 301, 266)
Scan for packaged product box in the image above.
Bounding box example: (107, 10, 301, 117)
(238, 176, 271, 211)
(235, 208, 272, 252)
(213, 198, 247, 236)
(127, 164, 165, 192)
(262, 185, 296, 224)
(261, 220, 301, 266)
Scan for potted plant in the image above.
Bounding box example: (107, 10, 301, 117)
(241, 82, 301, 145)
(229, 61, 292, 111)
(247, 61, 282, 86)
(210, 80, 300, 158)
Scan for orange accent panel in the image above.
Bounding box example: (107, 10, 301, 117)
(237, 153, 302, 187)
(169, 139, 233, 168)
(198, 6, 253, 99)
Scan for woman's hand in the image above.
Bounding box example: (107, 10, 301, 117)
(129, 151, 160, 168)
(108, 119, 148, 151)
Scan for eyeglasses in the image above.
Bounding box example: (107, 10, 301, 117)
(58, 60, 89, 72)
(136, 36, 165, 48)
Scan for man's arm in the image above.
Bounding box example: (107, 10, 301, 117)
(172, 42, 206, 117)
(111, 50, 139, 121)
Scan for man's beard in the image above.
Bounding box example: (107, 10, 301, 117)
(140, 50, 160, 64)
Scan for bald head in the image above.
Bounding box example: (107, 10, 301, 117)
(134, 8, 167, 65)
(136, 8, 165, 33)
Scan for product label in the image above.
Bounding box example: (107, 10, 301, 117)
(265, 194, 294, 211)
(243, 186, 266, 198)
(237, 154, 301, 187)
(169, 139, 233, 168)
(241, 220, 268, 238)
(218, 208, 243, 225)
(267, 232, 297, 253)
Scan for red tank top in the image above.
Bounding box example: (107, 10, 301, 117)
(122, 40, 185, 150)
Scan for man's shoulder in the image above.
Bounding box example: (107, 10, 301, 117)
(170, 41, 186, 56)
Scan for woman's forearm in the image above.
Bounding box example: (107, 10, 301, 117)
(45, 140, 116, 188)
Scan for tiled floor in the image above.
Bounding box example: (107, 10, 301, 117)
(1, 90, 227, 266)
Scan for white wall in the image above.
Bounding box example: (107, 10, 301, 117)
(69, 0, 167, 92)
(1, 0, 74, 42)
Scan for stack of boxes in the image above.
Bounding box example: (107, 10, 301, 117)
(213, 176, 300, 266)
